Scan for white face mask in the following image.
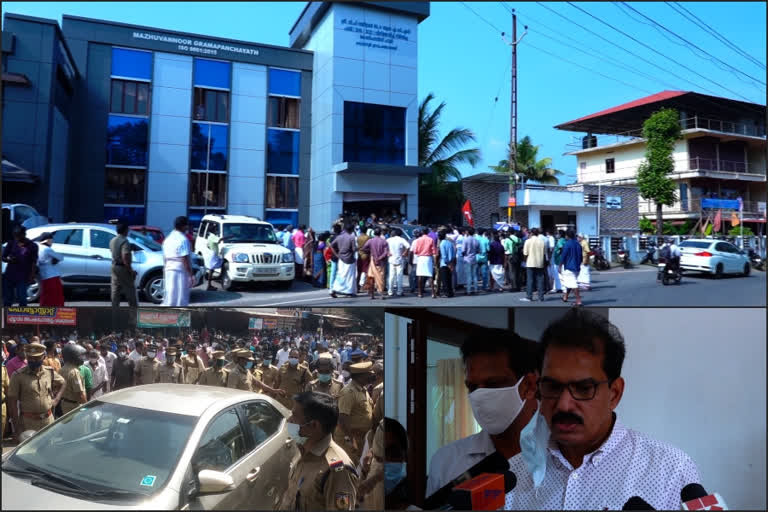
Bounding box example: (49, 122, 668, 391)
(147, 351, 157, 359)
(341, 370, 350, 379)
(468, 375, 526, 435)
(285, 422, 308, 445)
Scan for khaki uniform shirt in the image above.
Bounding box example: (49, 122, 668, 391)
(181, 354, 206, 384)
(109, 234, 130, 265)
(158, 362, 183, 384)
(337, 380, 373, 433)
(43, 355, 62, 372)
(308, 378, 344, 398)
(371, 382, 383, 405)
(8, 365, 64, 414)
(371, 389, 384, 428)
(280, 435, 358, 512)
(1, 366, 9, 422)
(278, 363, 312, 397)
(135, 357, 161, 384)
(59, 363, 85, 403)
(198, 367, 229, 387)
(227, 365, 254, 391)
(255, 364, 279, 388)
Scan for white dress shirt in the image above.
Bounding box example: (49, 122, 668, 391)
(276, 347, 291, 368)
(37, 244, 64, 280)
(387, 236, 410, 266)
(128, 349, 143, 363)
(505, 415, 700, 511)
(88, 361, 108, 399)
(426, 429, 522, 498)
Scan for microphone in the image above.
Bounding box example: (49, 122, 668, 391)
(681, 483, 729, 511)
(449, 471, 517, 510)
(623, 496, 655, 510)
(423, 452, 510, 510)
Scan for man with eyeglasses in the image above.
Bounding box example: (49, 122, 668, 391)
(506, 309, 700, 510)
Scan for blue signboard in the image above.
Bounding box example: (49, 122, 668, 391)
(701, 198, 740, 210)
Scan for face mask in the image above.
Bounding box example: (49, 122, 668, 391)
(118, 352, 126, 359)
(285, 422, 309, 445)
(520, 403, 550, 489)
(245, 361, 254, 370)
(182, 351, 188, 357)
(147, 351, 157, 359)
(384, 462, 407, 495)
(168, 356, 176, 363)
(89, 359, 98, 366)
(28, 360, 43, 370)
(55, 347, 61, 354)
(468, 375, 525, 435)
(341, 370, 350, 379)
(318, 373, 332, 383)
(263, 359, 271, 366)
(288, 358, 299, 366)
(216, 359, 226, 368)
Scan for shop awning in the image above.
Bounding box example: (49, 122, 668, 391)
(2, 158, 38, 183)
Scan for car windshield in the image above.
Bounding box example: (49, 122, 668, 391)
(223, 224, 277, 243)
(128, 230, 162, 251)
(680, 241, 712, 249)
(5, 400, 197, 499)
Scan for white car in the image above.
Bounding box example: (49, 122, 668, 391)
(679, 239, 751, 277)
(195, 215, 294, 290)
(2, 203, 49, 242)
(3, 223, 204, 304)
(1, 385, 300, 510)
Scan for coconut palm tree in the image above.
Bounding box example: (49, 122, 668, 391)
(488, 136, 563, 185)
(419, 93, 481, 191)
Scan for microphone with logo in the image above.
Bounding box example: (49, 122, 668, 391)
(681, 483, 729, 511)
(423, 452, 516, 510)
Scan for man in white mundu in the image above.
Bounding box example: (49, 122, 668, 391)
(162, 216, 195, 306)
(329, 223, 358, 298)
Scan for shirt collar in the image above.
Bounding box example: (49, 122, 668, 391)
(468, 429, 497, 456)
(309, 433, 333, 457)
(548, 413, 627, 469)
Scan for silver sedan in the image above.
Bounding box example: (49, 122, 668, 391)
(1, 384, 300, 510)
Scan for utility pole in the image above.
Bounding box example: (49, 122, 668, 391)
(503, 12, 527, 224)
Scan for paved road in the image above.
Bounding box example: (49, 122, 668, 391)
(58, 265, 765, 307)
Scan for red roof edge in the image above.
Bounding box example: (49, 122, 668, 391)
(555, 90, 688, 129)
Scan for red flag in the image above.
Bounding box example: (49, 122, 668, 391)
(713, 209, 722, 232)
(462, 200, 474, 227)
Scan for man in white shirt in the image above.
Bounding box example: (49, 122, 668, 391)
(87, 350, 109, 399)
(128, 339, 144, 363)
(426, 331, 540, 498)
(161, 216, 194, 307)
(275, 340, 291, 368)
(506, 309, 700, 510)
(98, 343, 117, 392)
(386, 227, 410, 297)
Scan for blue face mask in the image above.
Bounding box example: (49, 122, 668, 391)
(245, 361, 254, 370)
(519, 403, 550, 489)
(318, 373, 332, 383)
(263, 359, 271, 366)
(384, 462, 407, 495)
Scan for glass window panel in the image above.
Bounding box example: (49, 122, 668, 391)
(265, 210, 298, 230)
(124, 82, 137, 114)
(267, 97, 300, 129)
(111, 47, 152, 80)
(208, 125, 229, 171)
(194, 58, 231, 89)
(205, 90, 217, 121)
(216, 92, 229, 123)
(90, 229, 116, 250)
(190, 122, 210, 170)
(266, 129, 300, 175)
(343, 101, 405, 165)
(194, 89, 206, 121)
(137, 83, 149, 116)
(106, 115, 149, 167)
(189, 172, 227, 208)
(104, 206, 146, 225)
(241, 402, 283, 447)
(268, 97, 280, 127)
(110, 80, 123, 113)
(266, 176, 299, 209)
(105, 168, 146, 204)
(268, 68, 301, 96)
(51, 229, 84, 246)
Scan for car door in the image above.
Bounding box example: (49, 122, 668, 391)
(722, 242, 743, 272)
(49, 228, 89, 283)
(191, 407, 252, 510)
(238, 400, 299, 510)
(86, 227, 116, 284)
(196, 221, 210, 255)
(713, 242, 733, 273)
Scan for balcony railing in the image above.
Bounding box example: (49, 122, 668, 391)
(688, 157, 764, 175)
(640, 198, 763, 215)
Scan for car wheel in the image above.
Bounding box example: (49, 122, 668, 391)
(221, 263, 233, 291)
(743, 263, 750, 277)
(714, 263, 724, 279)
(144, 272, 164, 304)
(27, 277, 41, 303)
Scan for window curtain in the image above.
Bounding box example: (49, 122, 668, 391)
(433, 358, 478, 450)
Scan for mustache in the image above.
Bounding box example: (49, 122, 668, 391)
(552, 411, 584, 425)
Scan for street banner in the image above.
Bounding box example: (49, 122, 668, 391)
(462, 200, 474, 227)
(137, 309, 191, 328)
(702, 198, 740, 210)
(6, 307, 77, 326)
(731, 212, 740, 227)
(248, 318, 264, 330)
(263, 319, 278, 329)
(713, 210, 722, 232)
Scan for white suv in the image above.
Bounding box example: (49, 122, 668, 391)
(195, 215, 294, 290)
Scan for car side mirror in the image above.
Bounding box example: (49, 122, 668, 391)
(197, 470, 235, 495)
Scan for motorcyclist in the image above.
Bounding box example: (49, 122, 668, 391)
(659, 237, 681, 277)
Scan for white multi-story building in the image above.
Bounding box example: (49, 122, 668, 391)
(556, 91, 766, 232)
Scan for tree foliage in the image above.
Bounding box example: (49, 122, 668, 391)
(636, 108, 681, 235)
(488, 136, 563, 185)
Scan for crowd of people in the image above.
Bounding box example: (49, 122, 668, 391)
(1, 327, 385, 509)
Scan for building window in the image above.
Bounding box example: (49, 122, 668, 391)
(111, 47, 152, 80)
(191, 123, 228, 171)
(193, 88, 229, 122)
(268, 97, 300, 129)
(106, 115, 149, 167)
(111, 79, 150, 115)
(265, 210, 299, 229)
(266, 176, 299, 209)
(343, 101, 406, 165)
(194, 58, 231, 90)
(105, 168, 146, 205)
(189, 172, 227, 208)
(605, 158, 615, 173)
(580, 162, 587, 170)
(268, 68, 301, 97)
(266, 129, 300, 174)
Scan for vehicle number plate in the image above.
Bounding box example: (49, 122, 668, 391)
(254, 267, 279, 274)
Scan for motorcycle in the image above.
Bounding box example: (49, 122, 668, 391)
(657, 256, 682, 285)
(747, 247, 765, 271)
(617, 247, 631, 269)
(590, 247, 611, 271)
(640, 242, 657, 265)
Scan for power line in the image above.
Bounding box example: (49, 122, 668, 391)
(460, 2, 504, 34)
(667, 2, 765, 71)
(618, 2, 765, 86)
(563, 2, 756, 102)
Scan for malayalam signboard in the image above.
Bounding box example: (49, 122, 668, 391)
(248, 318, 264, 330)
(605, 196, 622, 209)
(6, 307, 77, 326)
(263, 319, 278, 330)
(137, 309, 191, 328)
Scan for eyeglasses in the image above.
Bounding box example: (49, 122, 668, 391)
(537, 377, 613, 401)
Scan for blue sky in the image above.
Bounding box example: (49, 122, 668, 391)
(3, 1, 766, 184)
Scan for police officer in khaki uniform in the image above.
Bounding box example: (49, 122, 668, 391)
(226, 349, 257, 391)
(181, 341, 206, 384)
(336, 361, 374, 466)
(7, 343, 65, 443)
(280, 391, 359, 512)
(135, 343, 161, 385)
(158, 346, 183, 383)
(276, 348, 313, 410)
(358, 419, 385, 511)
(255, 354, 279, 389)
(59, 343, 87, 415)
(197, 351, 229, 387)
(308, 354, 344, 398)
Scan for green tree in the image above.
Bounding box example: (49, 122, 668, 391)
(639, 216, 654, 234)
(488, 136, 563, 185)
(729, 225, 754, 236)
(418, 93, 481, 192)
(636, 108, 681, 236)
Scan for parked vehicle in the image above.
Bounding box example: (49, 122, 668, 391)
(2, 203, 48, 243)
(747, 247, 765, 271)
(1, 385, 299, 510)
(2, 224, 204, 304)
(129, 225, 166, 244)
(616, 246, 631, 269)
(679, 239, 751, 278)
(590, 247, 611, 271)
(640, 241, 657, 265)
